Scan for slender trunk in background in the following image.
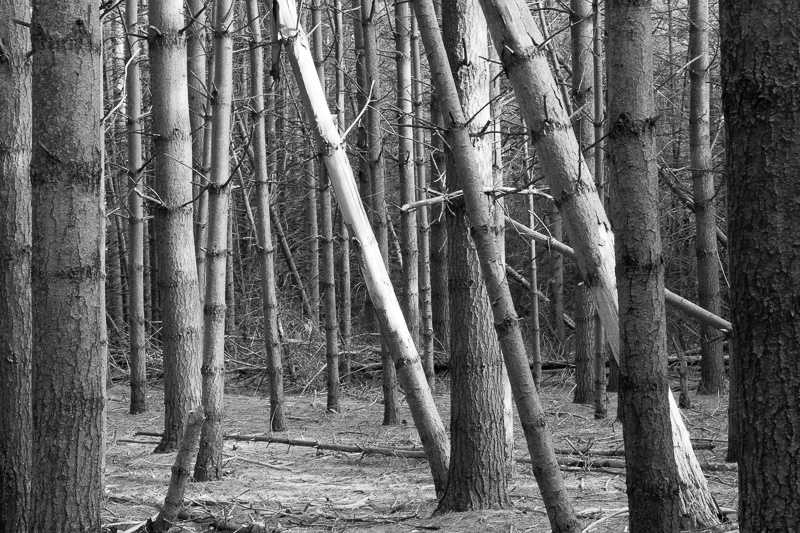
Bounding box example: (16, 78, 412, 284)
(187, 0, 207, 238)
(570, 0, 595, 405)
(0, 0, 32, 527)
(196, 53, 215, 317)
(689, 0, 723, 395)
(304, 150, 320, 327)
(413, 0, 578, 527)
(592, 312, 607, 418)
(437, 0, 509, 510)
(29, 0, 106, 528)
(311, 0, 340, 411)
(269, 0, 451, 494)
(149, 0, 203, 454)
(335, 0, 353, 381)
(247, 0, 286, 432)
(548, 204, 565, 347)
(194, 0, 233, 481)
(525, 143, 542, 389)
(607, 0, 681, 528)
(127, 0, 148, 415)
(397, 0, 420, 352)
(360, 0, 396, 424)
(722, 1, 800, 528)
(411, 10, 435, 390)
(225, 209, 237, 345)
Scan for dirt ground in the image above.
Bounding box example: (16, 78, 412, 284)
(103, 367, 738, 532)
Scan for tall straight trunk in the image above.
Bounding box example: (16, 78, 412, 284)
(411, 10, 435, 390)
(397, 0, 420, 351)
(0, 0, 32, 527)
(247, 0, 286, 432)
(305, 150, 320, 327)
(149, 0, 203, 454)
(476, 0, 721, 526)
(571, 0, 595, 405)
(196, 56, 214, 315)
(412, 0, 578, 528)
(592, 313, 607, 418)
(335, 0, 352, 381)
(187, 0, 207, 234)
(194, 0, 233, 480)
(127, 0, 148, 415)
(548, 204, 565, 346)
(360, 0, 396, 424)
(438, 0, 508, 511)
(722, 1, 800, 528)
(311, 0, 340, 412)
(607, 0, 681, 528)
(526, 162, 542, 388)
(270, 0, 451, 494)
(689, 0, 723, 395)
(225, 209, 236, 343)
(29, 0, 106, 528)
(106, 206, 125, 331)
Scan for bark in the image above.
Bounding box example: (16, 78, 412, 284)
(310, 0, 340, 412)
(195, 52, 214, 315)
(247, 0, 286, 432)
(305, 153, 320, 327)
(397, 0, 420, 352)
(29, 0, 106, 529)
(592, 313, 607, 419)
(412, 0, 578, 528)
(0, 0, 32, 527)
(689, 0, 724, 395)
(437, 0, 508, 510)
(548, 204, 565, 346)
(270, 0, 450, 494)
(187, 0, 207, 236)
(149, 0, 203, 454)
(127, 0, 148, 415)
(524, 143, 542, 389)
(411, 10, 435, 390)
(607, 0, 681, 528)
(721, 2, 800, 528)
(573, 283, 594, 405)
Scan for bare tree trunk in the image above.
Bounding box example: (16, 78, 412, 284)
(29, 0, 106, 528)
(150, 0, 203, 454)
(195, 43, 214, 316)
(187, 0, 207, 238)
(304, 151, 320, 327)
(525, 143, 542, 388)
(412, 0, 578, 528)
(573, 282, 594, 404)
(0, 0, 32, 526)
(592, 313, 607, 419)
(310, 0, 340, 412)
(689, 0, 724, 395)
(722, 1, 800, 528)
(127, 0, 148, 415)
(247, 0, 286, 432)
(437, 0, 508, 510)
(270, 0, 450, 494)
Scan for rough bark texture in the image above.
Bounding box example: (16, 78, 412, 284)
(721, 1, 800, 529)
(412, 0, 578, 528)
(438, 0, 509, 510)
(573, 282, 594, 404)
(194, 0, 233, 481)
(249, 0, 286, 432)
(29, 0, 107, 529)
(689, 0, 724, 395)
(270, 0, 451, 494)
(0, 0, 32, 527)
(126, 0, 148, 415)
(149, 0, 203, 454)
(187, 0, 207, 240)
(607, 0, 681, 529)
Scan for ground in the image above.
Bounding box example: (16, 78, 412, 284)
(103, 366, 737, 532)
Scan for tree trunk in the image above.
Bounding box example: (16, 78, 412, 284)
(304, 152, 320, 328)
(592, 313, 607, 419)
(573, 283, 594, 405)
(270, 0, 450, 494)
(149, 0, 203, 454)
(722, 1, 800, 528)
(524, 143, 542, 388)
(127, 0, 148, 415)
(437, 0, 509, 510)
(29, 1, 106, 529)
(310, 0, 340, 412)
(412, 0, 578, 528)
(607, 0, 681, 529)
(411, 10, 435, 390)
(0, 0, 32, 526)
(247, 0, 286, 432)
(187, 0, 207, 240)
(689, 0, 724, 395)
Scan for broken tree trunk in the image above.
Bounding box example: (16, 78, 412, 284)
(268, 0, 450, 495)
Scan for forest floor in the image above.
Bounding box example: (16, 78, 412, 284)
(103, 364, 738, 533)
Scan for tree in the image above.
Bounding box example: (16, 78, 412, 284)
(437, 0, 509, 511)
(126, 0, 147, 415)
(607, 0, 681, 528)
(721, 1, 800, 529)
(149, 0, 203, 453)
(0, 0, 32, 528)
(689, 0, 724, 395)
(29, 0, 106, 528)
